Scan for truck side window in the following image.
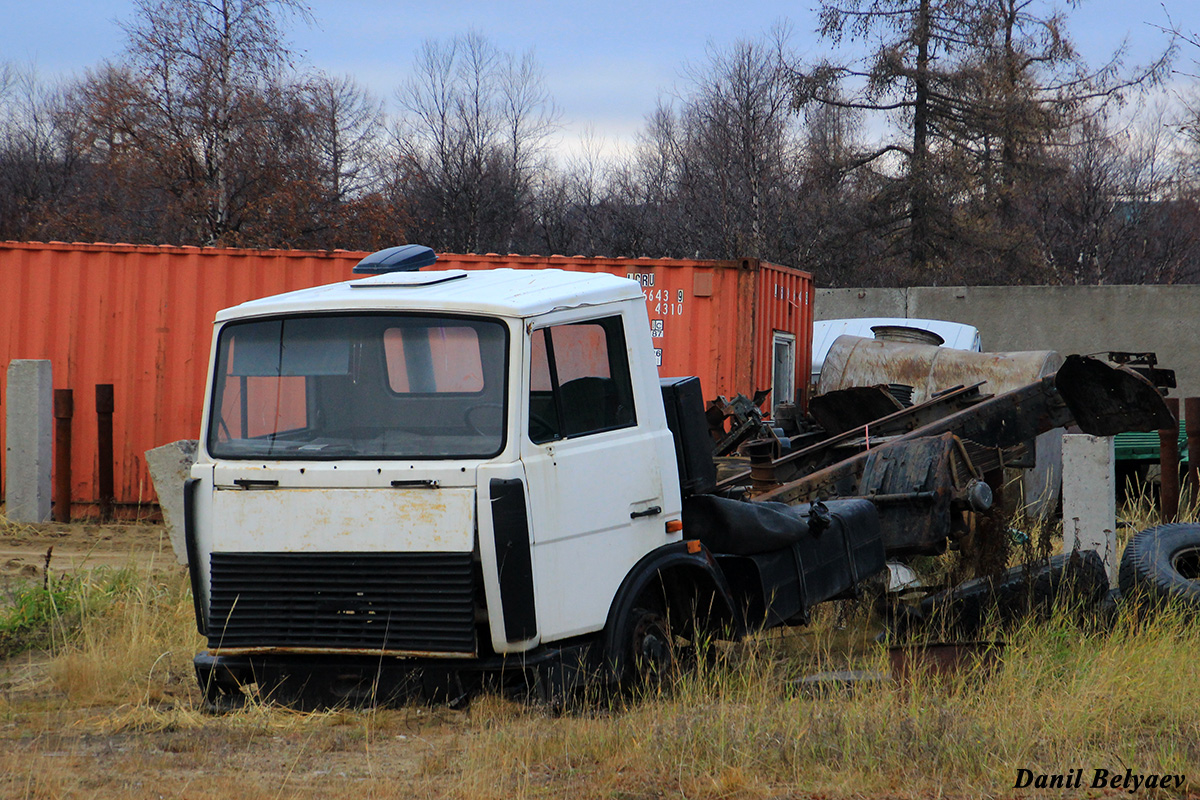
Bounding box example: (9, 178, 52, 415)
(529, 316, 637, 443)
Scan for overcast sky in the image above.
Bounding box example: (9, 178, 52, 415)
(3, 0, 1196, 157)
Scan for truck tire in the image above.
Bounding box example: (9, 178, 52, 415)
(620, 601, 678, 690)
(1118, 523, 1200, 611)
(631, 607, 675, 678)
(602, 547, 739, 694)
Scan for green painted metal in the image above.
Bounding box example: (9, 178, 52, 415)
(1114, 421, 1187, 463)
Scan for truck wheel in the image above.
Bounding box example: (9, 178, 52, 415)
(626, 605, 676, 687)
(1118, 523, 1200, 611)
(611, 580, 683, 693)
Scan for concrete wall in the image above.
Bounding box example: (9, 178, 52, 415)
(817, 285, 1200, 398)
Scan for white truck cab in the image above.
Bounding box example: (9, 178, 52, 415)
(187, 268, 707, 705)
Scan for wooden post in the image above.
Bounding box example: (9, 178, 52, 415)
(96, 384, 115, 521)
(1159, 397, 1181, 523)
(1186, 397, 1200, 512)
(53, 389, 73, 523)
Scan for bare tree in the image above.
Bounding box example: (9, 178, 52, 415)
(96, 0, 312, 244)
(607, 29, 803, 262)
(0, 63, 86, 240)
(680, 28, 800, 258)
(791, 0, 1172, 282)
(527, 129, 618, 256)
(246, 72, 401, 250)
(614, 99, 687, 256)
(391, 32, 559, 253)
(302, 73, 385, 201)
(790, 85, 900, 285)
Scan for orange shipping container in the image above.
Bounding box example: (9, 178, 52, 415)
(0, 242, 811, 513)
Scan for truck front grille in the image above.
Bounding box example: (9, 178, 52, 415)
(207, 552, 476, 654)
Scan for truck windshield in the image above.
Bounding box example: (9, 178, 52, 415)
(207, 313, 508, 459)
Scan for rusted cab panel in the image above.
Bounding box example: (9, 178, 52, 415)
(0, 243, 811, 509)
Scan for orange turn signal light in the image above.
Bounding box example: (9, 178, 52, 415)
(686, 539, 702, 554)
(665, 519, 683, 533)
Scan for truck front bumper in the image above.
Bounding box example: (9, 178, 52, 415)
(195, 643, 597, 709)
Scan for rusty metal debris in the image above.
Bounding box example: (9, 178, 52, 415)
(1055, 354, 1176, 436)
(818, 334, 1061, 405)
(1107, 351, 1176, 392)
(808, 385, 903, 435)
(706, 391, 773, 457)
(750, 382, 990, 491)
(729, 355, 1171, 557)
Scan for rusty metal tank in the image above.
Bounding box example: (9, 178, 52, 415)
(818, 334, 1064, 518)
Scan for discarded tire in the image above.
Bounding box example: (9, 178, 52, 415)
(1118, 523, 1200, 611)
(917, 551, 1109, 638)
(1097, 587, 1122, 626)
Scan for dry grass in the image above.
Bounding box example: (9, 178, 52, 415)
(2, 499, 1199, 798)
(440, 603, 1200, 799)
(46, 569, 200, 707)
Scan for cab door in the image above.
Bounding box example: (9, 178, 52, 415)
(520, 307, 680, 641)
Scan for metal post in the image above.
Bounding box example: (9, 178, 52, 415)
(53, 389, 73, 523)
(96, 384, 115, 521)
(1159, 397, 1180, 523)
(1186, 397, 1200, 512)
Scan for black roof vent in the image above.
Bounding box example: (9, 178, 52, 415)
(353, 244, 438, 275)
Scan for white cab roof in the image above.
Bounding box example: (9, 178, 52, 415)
(215, 268, 644, 322)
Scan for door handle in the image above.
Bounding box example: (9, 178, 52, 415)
(630, 505, 662, 519)
(233, 478, 279, 489)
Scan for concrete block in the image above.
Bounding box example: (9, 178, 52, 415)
(5, 360, 53, 523)
(1061, 433, 1117, 583)
(145, 440, 198, 565)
